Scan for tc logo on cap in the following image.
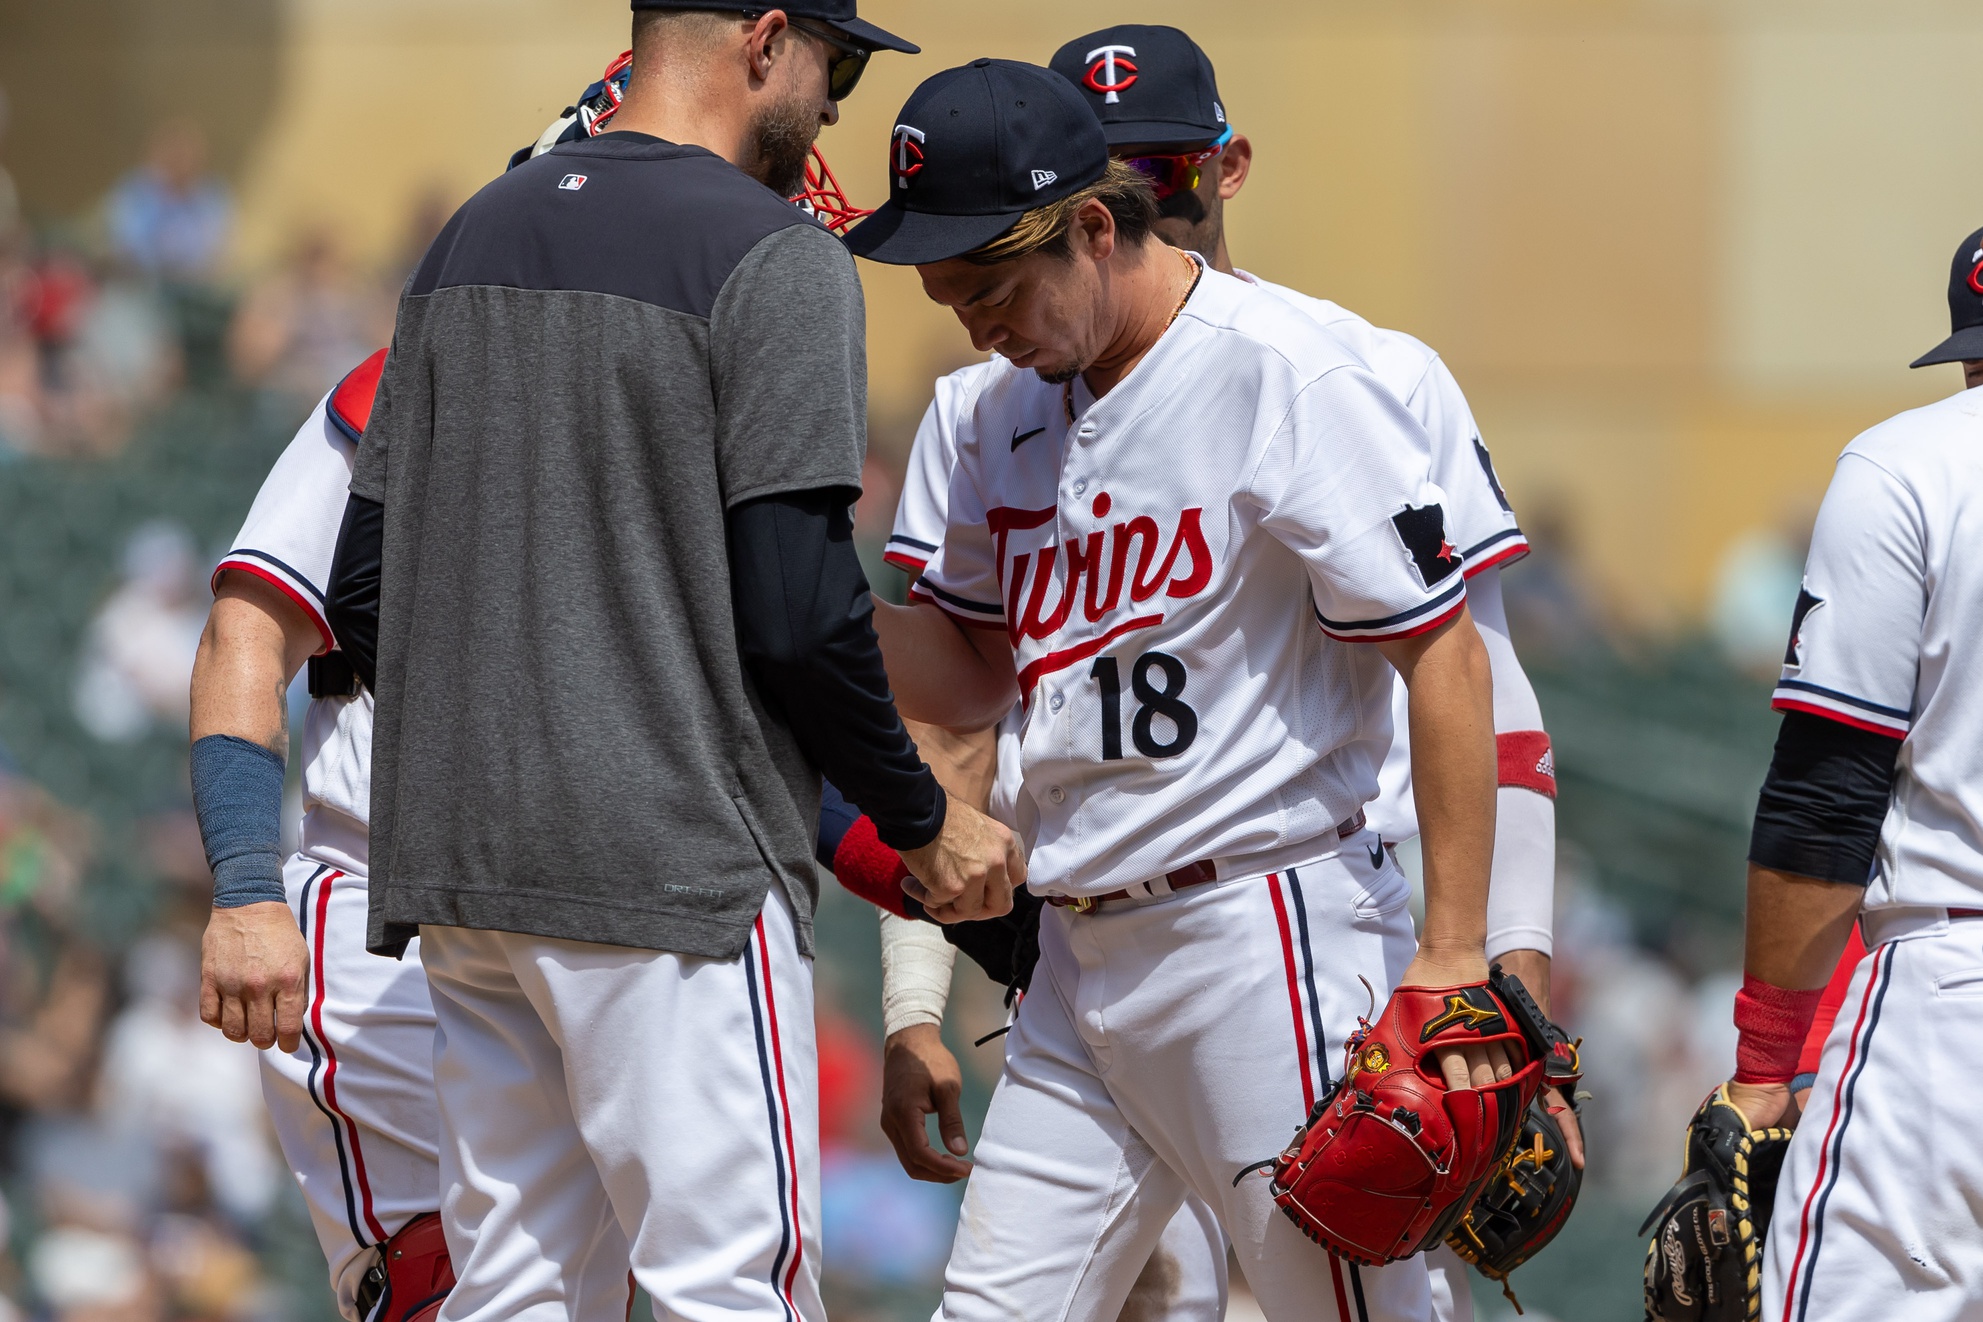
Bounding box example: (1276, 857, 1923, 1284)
(1969, 249, 1983, 296)
(892, 124, 926, 190)
(1084, 45, 1138, 104)
(558, 174, 587, 191)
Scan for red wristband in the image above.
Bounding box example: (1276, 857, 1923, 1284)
(1497, 730, 1557, 799)
(830, 814, 913, 920)
(1733, 974, 1825, 1084)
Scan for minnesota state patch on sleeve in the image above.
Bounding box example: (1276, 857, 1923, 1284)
(1392, 504, 1463, 590)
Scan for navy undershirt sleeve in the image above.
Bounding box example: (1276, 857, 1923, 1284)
(1748, 709, 1901, 886)
(727, 489, 945, 852)
(325, 493, 383, 691)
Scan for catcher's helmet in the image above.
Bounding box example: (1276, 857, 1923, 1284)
(511, 50, 871, 235)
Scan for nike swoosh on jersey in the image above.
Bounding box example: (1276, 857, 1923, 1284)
(1367, 842, 1385, 869)
(1010, 426, 1047, 451)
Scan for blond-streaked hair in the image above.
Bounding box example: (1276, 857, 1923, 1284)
(963, 160, 1160, 266)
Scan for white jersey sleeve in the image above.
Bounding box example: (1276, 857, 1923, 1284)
(1410, 356, 1527, 576)
(886, 361, 999, 576)
(212, 391, 353, 654)
(1773, 452, 1922, 738)
(1251, 369, 1466, 642)
(1236, 275, 1525, 580)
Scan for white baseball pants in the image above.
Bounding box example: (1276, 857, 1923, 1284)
(259, 856, 444, 1321)
(935, 836, 1432, 1322)
(1764, 909, 1983, 1322)
(419, 889, 820, 1322)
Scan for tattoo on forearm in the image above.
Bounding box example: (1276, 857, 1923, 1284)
(264, 677, 290, 759)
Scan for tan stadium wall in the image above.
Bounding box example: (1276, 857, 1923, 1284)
(13, 0, 1980, 624)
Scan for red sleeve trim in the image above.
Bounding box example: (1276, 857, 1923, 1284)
(1462, 540, 1530, 579)
(1496, 730, 1556, 798)
(1325, 597, 1466, 644)
(1770, 699, 1907, 740)
(882, 551, 930, 575)
(213, 561, 334, 654)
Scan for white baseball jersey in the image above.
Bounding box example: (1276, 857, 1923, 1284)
(916, 263, 1461, 896)
(213, 390, 374, 873)
(1774, 385, 1983, 907)
(889, 280, 1528, 851)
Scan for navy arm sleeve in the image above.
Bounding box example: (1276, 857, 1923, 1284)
(1748, 709, 1901, 886)
(728, 489, 945, 852)
(324, 493, 383, 692)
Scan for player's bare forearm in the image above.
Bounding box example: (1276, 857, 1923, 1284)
(872, 598, 1017, 730)
(1378, 610, 1497, 977)
(1743, 864, 1865, 990)
(191, 573, 322, 753)
(905, 720, 996, 812)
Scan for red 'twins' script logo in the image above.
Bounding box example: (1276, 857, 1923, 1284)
(991, 496, 1213, 676)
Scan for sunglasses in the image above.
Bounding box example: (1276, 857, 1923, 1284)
(1121, 126, 1235, 201)
(784, 16, 873, 101)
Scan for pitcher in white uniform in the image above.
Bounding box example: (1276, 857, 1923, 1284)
(845, 59, 1517, 1322)
(864, 28, 1577, 1321)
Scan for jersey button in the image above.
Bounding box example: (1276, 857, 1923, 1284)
(1048, 785, 1067, 805)
(1049, 692, 1064, 713)
(1072, 478, 1088, 496)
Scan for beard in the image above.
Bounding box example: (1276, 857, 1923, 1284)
(742, 94, 820, 198)
(1035, 361, 1086, 385)
(1156, 189, 1220, 260)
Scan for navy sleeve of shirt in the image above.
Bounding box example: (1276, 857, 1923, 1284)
(727, 490, 945, 852)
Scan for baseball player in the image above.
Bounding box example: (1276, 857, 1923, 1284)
(853, 27, 1575, 1321)
(1646, 224, 1983, 1321)
(845, 59, 1517, 1322)
(192, 349, 455, 1322)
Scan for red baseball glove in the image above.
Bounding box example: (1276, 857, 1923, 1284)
(1246, 969, 1547, 1266)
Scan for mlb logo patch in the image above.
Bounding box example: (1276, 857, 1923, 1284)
(559, 174, 588, 191)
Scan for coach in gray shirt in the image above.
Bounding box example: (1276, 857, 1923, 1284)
(322, 6, 1023, 1319)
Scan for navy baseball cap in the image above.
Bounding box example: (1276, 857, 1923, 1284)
(842, 59, 1110, 266)
(629, 0, 917, 55)
(1911, 225, 1983, 368)
(1049, 25, 1227, 149)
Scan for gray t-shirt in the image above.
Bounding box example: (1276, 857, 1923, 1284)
(352, 134, 865, 959)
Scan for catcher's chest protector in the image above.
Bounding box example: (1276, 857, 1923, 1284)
(1261, 981, 1544, 1265)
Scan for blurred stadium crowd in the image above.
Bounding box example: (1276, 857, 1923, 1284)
(0, 96, 1812, 1322)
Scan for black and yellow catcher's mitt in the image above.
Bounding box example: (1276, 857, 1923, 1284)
(1444, 985, 1585, 1315)
(1640, 1085, 1794, 1322)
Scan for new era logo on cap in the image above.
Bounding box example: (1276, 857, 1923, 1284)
(1031, 170, 1058, 190)
(559, 174, 587, 190)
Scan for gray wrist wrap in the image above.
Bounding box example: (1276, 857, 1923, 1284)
(190, 734, 288, 908)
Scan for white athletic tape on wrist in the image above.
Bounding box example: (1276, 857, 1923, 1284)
(880, 910, 956, 1039)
